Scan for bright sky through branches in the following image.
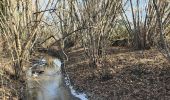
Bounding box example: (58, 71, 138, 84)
(124, 0, 149, 22)
(37, 0, 150, 22)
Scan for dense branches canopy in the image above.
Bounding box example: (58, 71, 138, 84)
(0, 0, 170, 78)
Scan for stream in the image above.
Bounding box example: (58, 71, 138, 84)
(26, 58, 88, 100)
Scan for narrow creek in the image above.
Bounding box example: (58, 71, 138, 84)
(26, 57, 88, 100)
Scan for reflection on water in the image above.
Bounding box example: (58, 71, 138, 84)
(26, 58, 88, 100)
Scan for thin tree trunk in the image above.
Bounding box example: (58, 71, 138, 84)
(153, 0, 170, 61)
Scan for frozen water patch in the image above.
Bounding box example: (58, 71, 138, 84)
(64, 74, 88, 100)
(53, 59, 62, 68)
(54, 58, 88, 100)
(32, 58, 47, 67)
(69, 85, 88, 100)
(53, 58, 88, 100)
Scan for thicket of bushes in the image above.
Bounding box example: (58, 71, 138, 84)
(0, 0, 169, 99)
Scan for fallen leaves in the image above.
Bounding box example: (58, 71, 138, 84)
(65, 47, 170, 99)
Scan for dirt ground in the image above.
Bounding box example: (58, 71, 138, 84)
(65, 47, 170, 100)
(0, 54, 26, 100)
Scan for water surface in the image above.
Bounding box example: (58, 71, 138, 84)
(26, 58, 88, 100)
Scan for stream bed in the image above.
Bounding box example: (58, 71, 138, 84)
(26, 58, 88, 100)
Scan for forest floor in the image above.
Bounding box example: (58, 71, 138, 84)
(65, 47, 170, 100)
(0, 54, 26, 100)
(1, 46, 170, 99)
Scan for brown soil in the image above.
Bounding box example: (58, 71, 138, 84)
(65, 47, 170, 100)
(0, 55, 26, 100)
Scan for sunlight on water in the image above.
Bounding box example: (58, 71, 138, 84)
(26, 58, 88, 100)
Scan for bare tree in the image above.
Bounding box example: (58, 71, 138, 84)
(41, 0, 122, 68)
(122, 0, 169, 50)
(153, 0, 170, 60)
(0, 0, 52, 78)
